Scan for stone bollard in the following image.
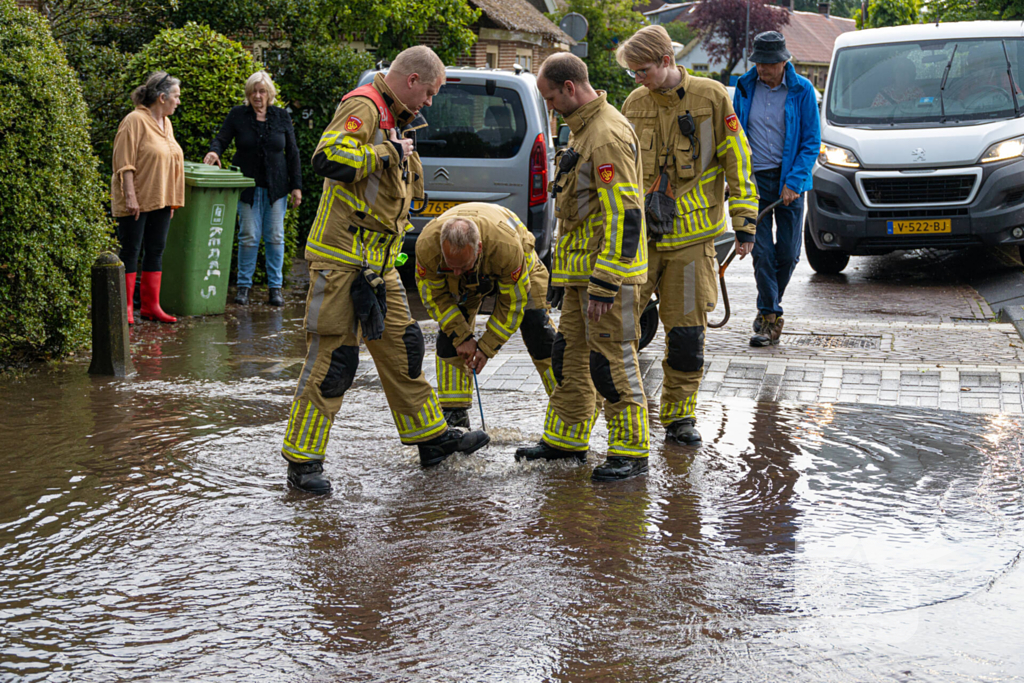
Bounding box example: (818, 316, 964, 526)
(88, 252, 135, 377)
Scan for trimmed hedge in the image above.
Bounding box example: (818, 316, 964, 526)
(126, 23, 300, 284)
(0, 0, 115, 367)
(125, 22, 263, 164)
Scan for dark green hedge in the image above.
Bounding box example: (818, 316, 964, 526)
(0, 0, 115, 367)
(125, 22, 263, 164)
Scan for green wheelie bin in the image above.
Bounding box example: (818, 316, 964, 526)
(160, 161, 255, 316)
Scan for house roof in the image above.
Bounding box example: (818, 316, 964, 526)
(782, 10, 856, 64)
(471, 0, 575, 45)
(647, 4, 854, 65)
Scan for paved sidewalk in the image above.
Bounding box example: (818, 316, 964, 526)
(321, 246, 1024, 416)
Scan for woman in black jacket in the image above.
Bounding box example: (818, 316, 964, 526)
(204, 71, 302, 306)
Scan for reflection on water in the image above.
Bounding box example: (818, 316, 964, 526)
(1, 307, 1022, 681)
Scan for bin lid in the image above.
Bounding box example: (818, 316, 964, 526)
(183, 160, 257, 188)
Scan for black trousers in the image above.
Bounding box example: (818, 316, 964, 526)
(117, 207, 172, 273)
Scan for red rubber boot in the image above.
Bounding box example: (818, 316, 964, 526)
(125, 271, 136, 326)
(140, 271, 177, 323)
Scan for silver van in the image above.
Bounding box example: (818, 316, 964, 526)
(807, 22, 1024, 273)
(357, 66, 557, 275)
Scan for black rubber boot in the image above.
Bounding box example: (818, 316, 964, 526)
(234, 286, 250, 305)
(514, 442, 586, 463)
(443, 407, 470, 429)
(268, 288, 284, 306)
(287, 460, 332, 494)
(417, 427, 490, 467)
(665, 418, 702, 445)
(591, 456, 649, 482)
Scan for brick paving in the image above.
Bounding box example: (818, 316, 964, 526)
(330, 246, 1024, 416)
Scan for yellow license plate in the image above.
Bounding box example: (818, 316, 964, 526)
(417, 200, 463, 217)
(887, 219, 951, 235)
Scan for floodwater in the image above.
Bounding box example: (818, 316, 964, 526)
(2, 304, 1023, 682)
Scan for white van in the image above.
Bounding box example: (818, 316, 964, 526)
(806, 21, 1024, 273)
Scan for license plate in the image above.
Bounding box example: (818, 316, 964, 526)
(417, 200, 463, 217)
(887, 219, 951, 235)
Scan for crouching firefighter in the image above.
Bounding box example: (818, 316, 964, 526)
(515, 53, 651, 482)
(416, 203, 558, 428)
(618, 26, 758, 445)
(281, 46, 489, 494)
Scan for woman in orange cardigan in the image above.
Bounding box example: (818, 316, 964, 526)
(110, 71, 185, 324)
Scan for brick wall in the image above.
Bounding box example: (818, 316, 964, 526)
(14, 0, 42, 9)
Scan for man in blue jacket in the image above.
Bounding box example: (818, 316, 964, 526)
(733, 31, 821, 347)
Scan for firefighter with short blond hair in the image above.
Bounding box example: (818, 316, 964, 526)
(617, 25, 759, 446)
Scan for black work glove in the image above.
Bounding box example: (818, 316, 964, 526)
(351, 266, 388, 341)
(547, 285, 564, 310)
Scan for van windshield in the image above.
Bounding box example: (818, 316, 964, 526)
(827, 38, 1024, 125)
(418, 83, 527, 158)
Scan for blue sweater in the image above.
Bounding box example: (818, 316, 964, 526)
(733, 62, 821, 195)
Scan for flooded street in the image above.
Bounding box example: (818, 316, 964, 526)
(2, 295, 1023, 681)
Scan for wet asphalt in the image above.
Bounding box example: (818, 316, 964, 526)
(0, 244, 1023, 681)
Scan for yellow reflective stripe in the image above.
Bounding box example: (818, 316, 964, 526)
(310, 185, 337, 243)
(486, 271, 529, 343)
(417, 275, 461, 331)
(607, 404, 649, 457)
(542, 405, 597, 451)
(436, 357, 472, 405)
(320, 134, 377, 178)
(541, 367, 557, 396)
(720, 131, 758, 207)
(391, 394, 447, 442)
(283, 400, 330, 459)
(660, 394, 697, 423)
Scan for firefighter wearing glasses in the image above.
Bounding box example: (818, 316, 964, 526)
(416, 203, 557, 428)
(515, 53, 651, 483)
(281, 47, 489, 494)
(618, 26, 759, 445)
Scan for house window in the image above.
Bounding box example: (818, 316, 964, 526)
(486, 44, 499, 69)
(515, 49, 532, 72)
(693, 63, 709, 72)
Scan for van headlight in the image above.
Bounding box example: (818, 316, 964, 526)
(981, 136, 1024, 163)
(819, 143, 860, 169)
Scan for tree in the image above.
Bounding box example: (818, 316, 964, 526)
(663, 20, 695, 46)
(0, 0, 114, 366)
(925, 0, 1001, 20)
(548, 0, 647, 107)
(856, 0, 921, 27)
(691, 0, 790, 85)
(288, 0, 480, 64)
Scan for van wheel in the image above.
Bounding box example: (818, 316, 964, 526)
(804, 223, 849, 274)
(638, 301, 659, 352)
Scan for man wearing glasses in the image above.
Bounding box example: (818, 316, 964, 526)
(617, 25, 759, 446)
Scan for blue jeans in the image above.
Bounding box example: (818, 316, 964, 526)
(237, 187, 287, 289)
(753, 168, 803, 317)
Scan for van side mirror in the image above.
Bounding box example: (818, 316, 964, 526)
(556, 124, 570, 149)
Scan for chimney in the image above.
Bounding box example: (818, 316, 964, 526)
(818, 1, 830, 15)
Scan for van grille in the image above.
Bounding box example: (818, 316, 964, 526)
(861, 175, 976, 204)
(861, 235, 981, 249)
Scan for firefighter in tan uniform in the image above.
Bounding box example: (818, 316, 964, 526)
(281, 47, 489, 494)
(515, 53, 651, 482)
(618, 26, 759, 445)
(416, 203, 557, 427)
